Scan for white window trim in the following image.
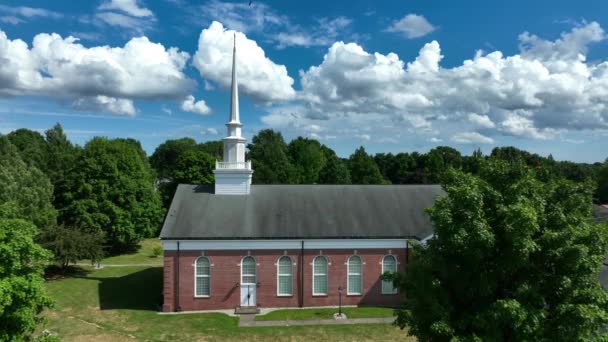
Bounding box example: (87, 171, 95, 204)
(194, 256, 211, 298)
(276, 256, 293, 297)
(312, 255, 328, 296)
(381, 255, 398, 295)
(240, 256, 256, 285)
(347, 255, 363, 296)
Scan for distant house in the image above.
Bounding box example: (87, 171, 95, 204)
(159, 36, 441, 312)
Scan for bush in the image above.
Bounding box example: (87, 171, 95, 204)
(151, 246, 163, 258)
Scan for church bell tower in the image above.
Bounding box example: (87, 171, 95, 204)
(213, 33, 253, 195)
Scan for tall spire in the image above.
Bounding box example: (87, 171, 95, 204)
(229, 32, 239, 123)
(213, 31, 252, 195)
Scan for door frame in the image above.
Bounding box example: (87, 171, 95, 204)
(240, 256, 257, 306)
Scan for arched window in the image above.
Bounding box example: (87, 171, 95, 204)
(195, 257, 210, 297)
(382, 255, 398, 294)
(347, 255, 362, 295)
(313, 256, 328, 295)
(241, 256, 256, 285)
(277, 256, 293, 296)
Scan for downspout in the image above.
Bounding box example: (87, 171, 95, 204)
(175, 241, 181, 312)
(405, 240, 409, 268)
(299, 240, 304, 308)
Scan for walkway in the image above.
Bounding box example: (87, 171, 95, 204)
(72, 263, 162, 268)
(238, 315, 395, 327)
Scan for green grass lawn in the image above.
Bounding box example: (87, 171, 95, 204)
(255, 306, 396, 321)
(42, 265, 414, 342)
(94, 238, 163, 265)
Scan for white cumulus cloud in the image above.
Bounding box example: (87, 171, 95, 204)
(386, 14, 437, 39)
(276, 22, 608, 143)
(72, 96, 136, 116)
(0, 30, 195, 115)
(193, 21, 295, 103)
(181, 95, 211, 115)
(468, 113, 496, 128)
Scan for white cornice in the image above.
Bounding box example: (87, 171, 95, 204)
(162, 239, 410, 251)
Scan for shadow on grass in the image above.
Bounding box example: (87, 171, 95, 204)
(72, 267, 163, 311)
(98, 267, 163, 311)
(45, 265, 91, 280)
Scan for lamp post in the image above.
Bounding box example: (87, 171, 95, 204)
(338, 286, 343, 316)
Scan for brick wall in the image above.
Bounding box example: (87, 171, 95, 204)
(162, 247, 407, 312)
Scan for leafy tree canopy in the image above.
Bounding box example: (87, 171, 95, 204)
(39, 225, 105, 269)
(0, 136, 56, 229)
(61, 137, 163, 252)
(149, 138, 198, 179)
(318, 146, 351, 184)
(599, 161, 608, 204)
(44, 124, 79, 211)
(248, 129, 296, 184)
(425, 146, 463, 182)
(288, 137, 326, 184)
(392, 159, 608, 341)
(348, 146, 385, 184)
(6, 128, 47, 171)
(173, 149, 215, 185)
(0, 219, 53, 341)
(198, 140, 223, 160)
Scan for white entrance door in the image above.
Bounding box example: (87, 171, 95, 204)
(240, 256, 256, 307)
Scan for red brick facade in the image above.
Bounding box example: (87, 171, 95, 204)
(162, 247, 407, 312)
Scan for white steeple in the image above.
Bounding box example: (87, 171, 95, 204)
(213, 33, 253, 195)
(229, 32, 239, 125)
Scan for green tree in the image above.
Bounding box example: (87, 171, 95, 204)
(39, 225, 105, 269)
(599, 161, 608, 204)
(288, 137, 326, 184)
(318, 146, 351, 184)
(248, 129, 296, 184)
(173, 149, 215, 185)
(0, 136, 56, 229)
(0, 219, 53, 341)
(424, 146, 462, 183)
(61, 138, 163, 252)
(391, 160, 608, 341)
(44, 123, 79, 211)
(149, 138, 198, 179)
(348, 147, 385, 184)
(157, 149, 215, 209)
(7, 128, 48, 171)
(198, 140, 223, 160)
(462, 148, 485, 175)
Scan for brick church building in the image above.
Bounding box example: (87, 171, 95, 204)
(160, 35, 442, 313)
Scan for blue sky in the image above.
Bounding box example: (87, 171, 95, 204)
(0, 0, 607, 162)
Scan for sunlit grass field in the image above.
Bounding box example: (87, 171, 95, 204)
(42, 265, 414, 341)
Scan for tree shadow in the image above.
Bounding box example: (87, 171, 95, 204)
(75, 267, 163, 311)
(359, 277, 404, 308)
(45, 265, 91, 280)
(99, 267, 163, 311)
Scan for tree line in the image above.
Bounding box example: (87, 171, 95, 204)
(1, 123, 607, 339)
(152, 128, 608, 204)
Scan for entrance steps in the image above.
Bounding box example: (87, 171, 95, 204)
(235, 306, 260, 315)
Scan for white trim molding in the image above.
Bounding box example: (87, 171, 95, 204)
(194, 256, 211, 298)
(162, 239, 409, 251)
(312, 255, 328, 296)
(276, 255, 293, 297)
(346, 255, 363, 296)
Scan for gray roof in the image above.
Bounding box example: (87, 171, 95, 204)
(160, 184, 444, 240)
